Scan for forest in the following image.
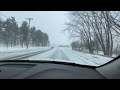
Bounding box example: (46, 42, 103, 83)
(0, 17, 50, 49)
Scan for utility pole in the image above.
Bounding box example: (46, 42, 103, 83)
(26, 18, 33, 49)
(43, 35, 44, 47)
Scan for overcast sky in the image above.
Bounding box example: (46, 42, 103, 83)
(0, 11, 72, 46)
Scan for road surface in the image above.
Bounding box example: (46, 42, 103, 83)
(23, 47, 112, 66)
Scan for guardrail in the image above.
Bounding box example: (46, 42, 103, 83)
(1, 48, 53, 60)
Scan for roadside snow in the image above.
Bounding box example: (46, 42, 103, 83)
(62, 48, 113, 66)
(0, 46, 51, 60)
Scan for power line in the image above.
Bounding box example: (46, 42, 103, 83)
(0, 12, 23, 25)
(0, 13, 34, 27)
(0, 12, 8, 18)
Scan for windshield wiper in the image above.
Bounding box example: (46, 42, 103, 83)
(0, 60, 97, 68)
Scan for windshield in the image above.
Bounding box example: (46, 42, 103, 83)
(0, 11, 119, 67)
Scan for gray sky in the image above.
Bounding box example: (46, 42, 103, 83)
(0, 11, 71, 46)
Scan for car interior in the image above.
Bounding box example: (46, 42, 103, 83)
(0, 55, 119, 79)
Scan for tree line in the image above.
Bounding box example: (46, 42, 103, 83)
(0, 17, 50, 48)
(65, 11, 120, 56)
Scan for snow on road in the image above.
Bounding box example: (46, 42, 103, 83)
(61, 48, 112, 66)
(49, 48, 69, 60)
(0, 47, 51, 60)
(24, 47, 72, 63)
(24, 47, 113, 66)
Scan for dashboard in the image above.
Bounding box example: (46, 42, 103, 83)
(0, 56, 120, 79)
(0, 62, 106, 79)
(96, 56, 120, 79)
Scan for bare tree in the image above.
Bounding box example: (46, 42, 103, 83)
(90, 11, 113, 56)
(65, 11, 95, 53)
(65, 11, 115, 56)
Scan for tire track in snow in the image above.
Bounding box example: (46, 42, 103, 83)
(48, 48, 70, 61)
(66, 48, 110, 66)
(61, 48, 97, 66)
(62, 49, 100, 66)
(70, 50, 100, 65)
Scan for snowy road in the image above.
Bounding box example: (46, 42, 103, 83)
(24, 47, 113, 66)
